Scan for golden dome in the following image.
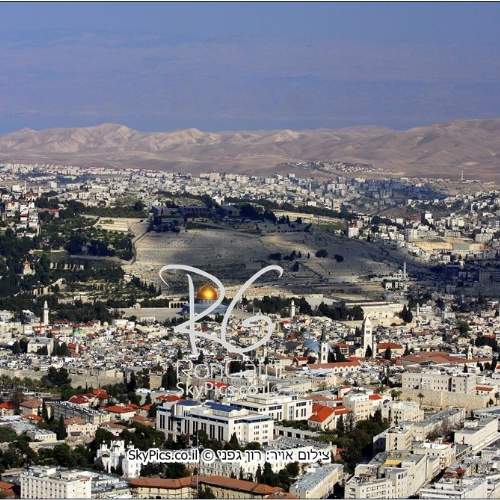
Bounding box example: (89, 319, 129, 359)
(196, 285, 218, 301)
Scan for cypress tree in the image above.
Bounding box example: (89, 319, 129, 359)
(42, 400, 49, 421)
(57, 415, 67, 440)
(256, 464, 263, 483)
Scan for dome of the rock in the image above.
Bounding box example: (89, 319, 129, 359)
(196, 285, 218, 301)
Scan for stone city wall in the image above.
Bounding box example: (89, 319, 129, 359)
(0, 368, 122, 389)
(400, 388, 490, 412)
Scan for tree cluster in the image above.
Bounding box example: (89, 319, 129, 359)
(399, 304, 413, 323)
(319, 410, 389, 472)
(255, 461, 298, 491)
(317, 302, 364, 321)
(251, 296, 312, 316)
(161, 365, 179, 390)
(475, 335, 499, 352)
(40, 367, 71, 389)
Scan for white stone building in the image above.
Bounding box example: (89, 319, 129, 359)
(454, 417, 499, 452)
(95, 439, 142, 478)
(20, 467, 92, 499)
(229, 392, 313, 421)
(381, 400, 424, 425)
(289, 464, 343, 499)
(26, 429, 57, 442)
(157, 400, 274, 445)
(345, 451, 439, 499)
(419, 477, 489, 499)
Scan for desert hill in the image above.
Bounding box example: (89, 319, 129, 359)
(0, 119, 500, 181)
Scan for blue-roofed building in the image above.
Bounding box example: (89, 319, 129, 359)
(205, 401, 239, 413)
(157, 398, 273, 445)
(177, 400, 199, 407)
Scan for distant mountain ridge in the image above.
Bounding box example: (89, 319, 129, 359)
(1, 119, 500, 181)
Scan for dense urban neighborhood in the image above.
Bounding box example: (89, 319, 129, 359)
(0, 161, 499, 498)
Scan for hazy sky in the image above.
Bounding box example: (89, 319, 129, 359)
(1, 2, 500, 133)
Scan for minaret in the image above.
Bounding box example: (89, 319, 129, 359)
(466, 344, 472, 360)
(362, 317, 375, 358)
(290, 299, 296, 319)
(43, 300, 49, 326)
(403, 261, 407, 280)
(320, 327, 329, 364)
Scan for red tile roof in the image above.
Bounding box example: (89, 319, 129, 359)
(92, 388, 109, 399)
(197, 476, 288, 495)
(22, 414, 43, 421)
(308, 404, 335, 423)
(68, 395, 91, 405)
(334, 405, 350, 416)
(129, 477, 192, 490)
(401, 351, 490, 365)
(377, 342, 404, 350)
(132, 415, 148, 421)
(156, 395, 183, 402)
(304, 395, 335, 403)
(105, 405, 137, 414)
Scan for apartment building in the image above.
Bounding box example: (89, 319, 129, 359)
(413, 442, 456, 469)
(64, 417, 99, 438)
(383, 424, 415, 452)
(412, 407, 466, 441)
(289, 464, 343, 499)
(345, 451, 439, 499)
(454, 417, 499, 452)
(419, 477, 489, 499)
(343, 392, 375, 421)
(402, 373, 476, 394)
(50, 401, 111, 425)
(381, 401, 424, 425)
(345, 476, 394, 499)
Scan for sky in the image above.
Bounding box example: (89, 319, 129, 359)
(0, 2, 500, 134)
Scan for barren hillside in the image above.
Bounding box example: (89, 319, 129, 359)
(1, 119, 500, 181)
